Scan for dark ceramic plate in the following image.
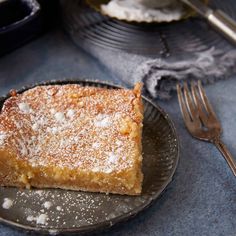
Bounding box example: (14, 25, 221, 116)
(0, 80, 179, 234)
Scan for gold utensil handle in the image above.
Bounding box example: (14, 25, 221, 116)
(214, 140, 236, 177)
(208, 10, 236, 44)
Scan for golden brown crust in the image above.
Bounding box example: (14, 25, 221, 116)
(0, 83, 143, 195)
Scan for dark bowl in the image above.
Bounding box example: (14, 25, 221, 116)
(0, 0, 41, 56)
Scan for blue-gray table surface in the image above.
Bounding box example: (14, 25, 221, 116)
(0, 30, 235, 236)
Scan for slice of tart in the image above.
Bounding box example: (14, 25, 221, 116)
(0, 83, 143, 195)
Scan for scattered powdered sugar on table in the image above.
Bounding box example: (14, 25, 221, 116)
(2, 198, 13, 209)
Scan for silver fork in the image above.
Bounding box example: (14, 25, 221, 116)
(177, 81, 236, 177)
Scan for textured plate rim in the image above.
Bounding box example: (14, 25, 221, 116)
(0, 79, 180, 235)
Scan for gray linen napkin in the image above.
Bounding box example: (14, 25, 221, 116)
(81, 42, 236, 99)
(136, 47, 236, 99)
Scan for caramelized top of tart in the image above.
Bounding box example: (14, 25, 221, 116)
(0, 84, 143, 173)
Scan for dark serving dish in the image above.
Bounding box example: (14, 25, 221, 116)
(0, 79, 179, 235)
(0, 0, 41, 56)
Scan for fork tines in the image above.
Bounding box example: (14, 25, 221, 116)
(177, 80, 236, 176)
(177, 80, 220, 130)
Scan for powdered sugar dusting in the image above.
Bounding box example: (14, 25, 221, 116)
(66, 109, 75, 119)
(0, 186, 140, 229)
(51, 127, 59, 134)
(0, 84, 141, 173)
(56, 206, 62, 211)
(50, 108, 56, 114)
(36, 213, 48, 224)
(0, 132, 7, 145)
(92, 142, 100, 149)
(18, 102, 31, 113)
(54, 112, 65, 122)
(108, 152, 118, 164)
(35, 190, 43, 196)
(92, 167, 100, 172)
(116, 140, 123, 147)
(26, 215, 35, 222)
(94, 114, 112, 128)
(26, 213, 48, 225)
(104, 168, 113, 174)
(32, 123, 39, 131)
(2, 198, 13, 209)
(43, 201, 52, 209)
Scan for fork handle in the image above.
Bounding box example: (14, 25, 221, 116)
(214, 140, 236, 177)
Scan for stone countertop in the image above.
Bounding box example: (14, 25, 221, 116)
(0, 30, 235, 236)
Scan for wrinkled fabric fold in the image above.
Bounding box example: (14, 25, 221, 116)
(136, 47, 236, 99)
(79, 40, 236, 99)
